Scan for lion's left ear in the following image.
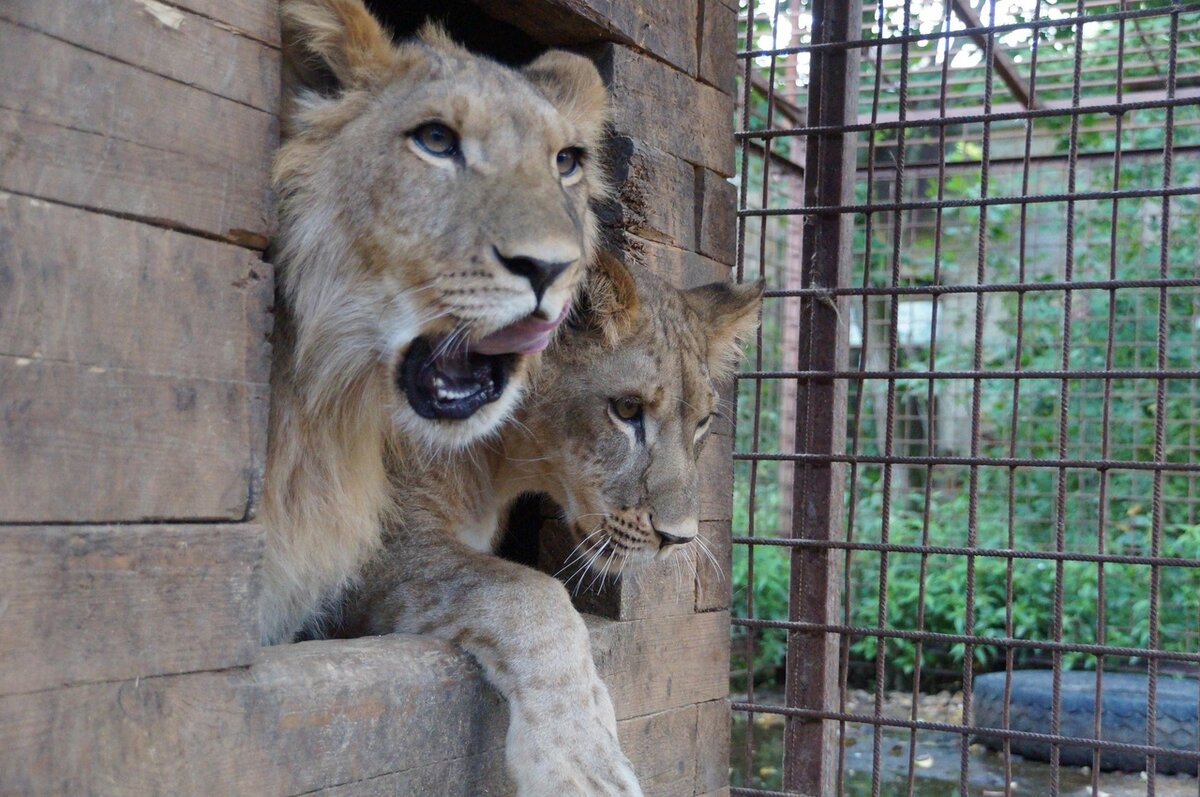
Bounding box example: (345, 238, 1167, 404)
(684, 280, 765, 380)
(522, 51, 609, 141)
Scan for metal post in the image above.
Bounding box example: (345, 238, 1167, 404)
(783, 0, 861, 792)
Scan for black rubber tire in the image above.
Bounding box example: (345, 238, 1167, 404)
(972, 670, 1199, 775)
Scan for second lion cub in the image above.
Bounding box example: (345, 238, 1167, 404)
(337, 254, 762, 795)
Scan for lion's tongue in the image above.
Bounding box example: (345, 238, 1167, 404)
(470, 304, 570, 356)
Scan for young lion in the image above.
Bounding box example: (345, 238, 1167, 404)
(262, 0, 609, 644)
(336, 254, 763, 795)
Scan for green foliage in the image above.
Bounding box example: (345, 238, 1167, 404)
(732, 3, 1200, 689)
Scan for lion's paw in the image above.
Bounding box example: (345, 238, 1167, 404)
(506, 693, 643, 797)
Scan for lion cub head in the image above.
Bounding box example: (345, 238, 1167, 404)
(504, 254, 763, 575)
(275, 0, 608, 448)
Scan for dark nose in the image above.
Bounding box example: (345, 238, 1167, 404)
(494, 248, 571, 305)
(655, 528, 691, 547)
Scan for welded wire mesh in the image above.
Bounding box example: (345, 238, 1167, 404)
(730, 1, 1200, 795)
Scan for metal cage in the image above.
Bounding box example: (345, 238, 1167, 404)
(730, 1, 1200, 794)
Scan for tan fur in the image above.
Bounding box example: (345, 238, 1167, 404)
(335, 255, 763, 795)
(262, 0, 609, 644)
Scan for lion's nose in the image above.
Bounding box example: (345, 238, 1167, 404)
(651, 516, 699, 548)
(494, 247, 572, 305)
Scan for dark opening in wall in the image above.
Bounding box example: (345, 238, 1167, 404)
(364, 0, 546, 65)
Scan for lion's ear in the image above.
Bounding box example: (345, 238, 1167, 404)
(684, 280, 765, 380)
(522, 51, 609, 139)
(570, 251, 640, 347)
(281, 0, 397, 92)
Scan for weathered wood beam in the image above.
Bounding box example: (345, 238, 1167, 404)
(951, 0, 1042, 110)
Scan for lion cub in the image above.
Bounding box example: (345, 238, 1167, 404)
(337, 254, 762, 796)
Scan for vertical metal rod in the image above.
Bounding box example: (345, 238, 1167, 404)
(783, 0, 860, 792)
(1146, 12, 1180, 795)
(1004, 4, 1043, 795)
(905, 2, 954, 794)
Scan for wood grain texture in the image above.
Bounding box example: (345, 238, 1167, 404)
(0, 631, 720, 797)
(699, 0, 737, 95)
(0, 22, 276, 245)
(161, 0, 280, 46)
(0, 194, 273, 384)
(693, 698, 731, 795)
(694, 518, 732, 614)
(618, 705, 700, 797)
(590, 611, 730, 720)
(0, 358, 266, 522)
(606, 136, 698, 251)
(0, 637, 509, 797)
(0, 524, 262, 696)
(474, 0, 698, 75)
(698, 169, 738, 265)
(618, 233, 731, 291)
(599, 45, 735, 177)
(0, 0, 279, 111)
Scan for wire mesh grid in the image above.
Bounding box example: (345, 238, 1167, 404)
(729, 1, 1200, 795)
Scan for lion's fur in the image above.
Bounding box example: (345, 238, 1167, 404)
(331, 254, 761, 795)
(261, 0, 609, 644)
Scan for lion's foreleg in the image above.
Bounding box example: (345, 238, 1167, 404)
(361, 532, 642, 797)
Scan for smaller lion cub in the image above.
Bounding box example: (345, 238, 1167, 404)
(335, 254, 763, 796)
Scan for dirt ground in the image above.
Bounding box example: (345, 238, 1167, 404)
(732, 688, 1200, 796)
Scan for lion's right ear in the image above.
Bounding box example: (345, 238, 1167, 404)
(570, 251, 640, 347)
(281, 0, 397, 92)
(522, 52, 609, 142)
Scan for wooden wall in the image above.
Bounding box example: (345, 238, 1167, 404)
(0, 0, 738, 794)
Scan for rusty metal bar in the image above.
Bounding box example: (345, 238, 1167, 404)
(781, 0, 860, 792)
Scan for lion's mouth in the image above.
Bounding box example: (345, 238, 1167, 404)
(400, 304, 570, 421)
(401, 338, 514, 420)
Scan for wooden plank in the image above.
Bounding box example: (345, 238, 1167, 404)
(591, 611, 730, 720)
(0, 0, 279, 111)
(693, 698, 731, 795)
(0, 22, 275, 246)
(160, 0, 279, 47)
(599, 45, 735, 177)
(0, 631, 718, 796)
(618, 705, 700, 797)
(618, 234, 730, 292)
(475, 0, 698, 76)
(309, 751, 512, 797)
(694, 519, 732, 614)
(0, 637, 509, 796)
(0, 194, 273, 384)
(698, 432, 734, 523)
(699, 0, 737, 95)
(0, 358, 265, 522)
(606, 136, 697, 251)
(0, 524, 261, 696)
(698, 169, 738, 265)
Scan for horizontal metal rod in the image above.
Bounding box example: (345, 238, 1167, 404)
(732, 452, 1200, 473)
(736, 93, 1200, 141)
(729, 537, 1200, 569)
(761, 277, 1200, 298)
(732, 619, 1200, 663)
(730, 702, 1200, 760)
(737, 368, 1200, 381)
(737, 5, 1194, 59)
(738, 184, 1200, 217)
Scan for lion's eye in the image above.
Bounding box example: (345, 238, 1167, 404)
(611, 395, 643, 422)
(557, 147, 583, 177)
(411, 123, 460, 158)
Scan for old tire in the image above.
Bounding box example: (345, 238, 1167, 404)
(972, 670, 1198, 775)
